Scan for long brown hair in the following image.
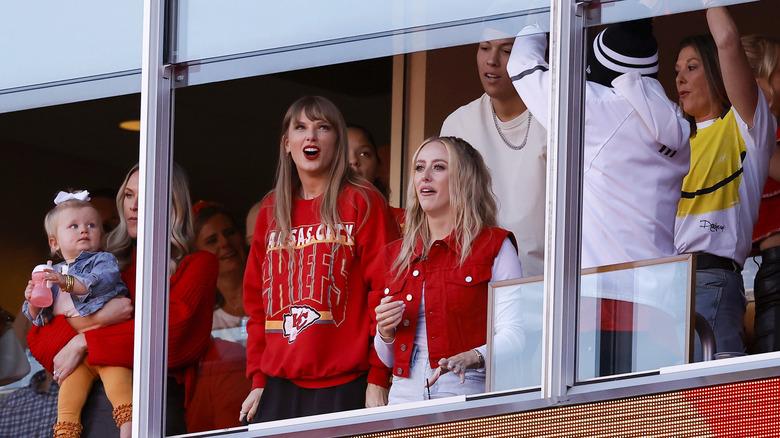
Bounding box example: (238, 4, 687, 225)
(269, 96, 370, 247)
(393, 136, 498, 276)
(678, 35, 730, 137)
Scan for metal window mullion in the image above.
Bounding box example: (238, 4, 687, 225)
(133, 0, 172, 436)
(542, 0, 587, 400)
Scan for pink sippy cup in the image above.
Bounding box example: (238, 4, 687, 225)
(30, 261, 54, 308)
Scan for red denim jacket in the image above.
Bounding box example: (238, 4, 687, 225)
(383, 227, 510, 377)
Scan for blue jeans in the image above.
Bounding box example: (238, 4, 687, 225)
(387, 344, 485, 404)
(694, 268, 747, 361)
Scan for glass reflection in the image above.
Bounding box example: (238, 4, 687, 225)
(488, 278, 543, 391)
(578, 257, 693, 380)
(175, 0, 551, 66)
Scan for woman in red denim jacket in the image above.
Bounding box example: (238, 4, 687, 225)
(373, 136, 524, 403)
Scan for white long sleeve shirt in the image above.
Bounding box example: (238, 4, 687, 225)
(507, 29, 691, 310)
(508, 29, 690, 270)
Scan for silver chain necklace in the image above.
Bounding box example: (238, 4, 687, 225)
(490, 98, 532, 151)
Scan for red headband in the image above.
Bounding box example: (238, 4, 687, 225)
(193, 200, 222, 217)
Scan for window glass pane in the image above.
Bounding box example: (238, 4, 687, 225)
(564, 11, 695, 381)
(174, 60, 394, 433)
(175, 1, 550, 64)
(569, 0, 779, 382)
(0, 2, 142, 92)
(165, 3, 779, 434)
(174, 35, 548, 431)
(0, 0, 769, 435)
(0, 96, 140, 436)
(488, 279, 543, 391)
(584, 0, 759, 27)
(577, 257, 693, 380)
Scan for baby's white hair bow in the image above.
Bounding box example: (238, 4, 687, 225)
(54, 190, 91, 205)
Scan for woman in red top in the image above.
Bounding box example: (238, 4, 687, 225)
(373, 136, 524, 403)
(27, 164, 218, 437)
(240, 96, 400, 423)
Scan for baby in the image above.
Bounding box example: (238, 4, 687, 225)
(23, 190, 132, 438)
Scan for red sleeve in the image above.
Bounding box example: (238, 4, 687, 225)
(28, 257, 136, 371)
(26, 315, 78, 373)
(244, 199, 272, 389)
(27, 315, 135, 372)
(167, 251, 219, 370)
(367, 284, 392, 388)
(86, 252, 217, 370)
(359, 190, 402, 388)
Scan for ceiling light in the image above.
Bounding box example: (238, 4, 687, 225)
(119, 120, 141, 131)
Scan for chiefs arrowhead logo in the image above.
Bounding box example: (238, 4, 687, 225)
(282, 305, 322, 343)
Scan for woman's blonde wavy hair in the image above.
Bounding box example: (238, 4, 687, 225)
(742, 35, 780, 117)
(268, 96, 370, 248)
(106, 163, 194, 276)
(392, 136, 498, 276)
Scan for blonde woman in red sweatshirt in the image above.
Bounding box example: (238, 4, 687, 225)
(240, 96, 400, 423)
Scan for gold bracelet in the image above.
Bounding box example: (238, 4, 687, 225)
(379, 332, 395, 343)
(65, 275, 74, 293)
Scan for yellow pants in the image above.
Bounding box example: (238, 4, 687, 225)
(57, 358, 133, 426)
